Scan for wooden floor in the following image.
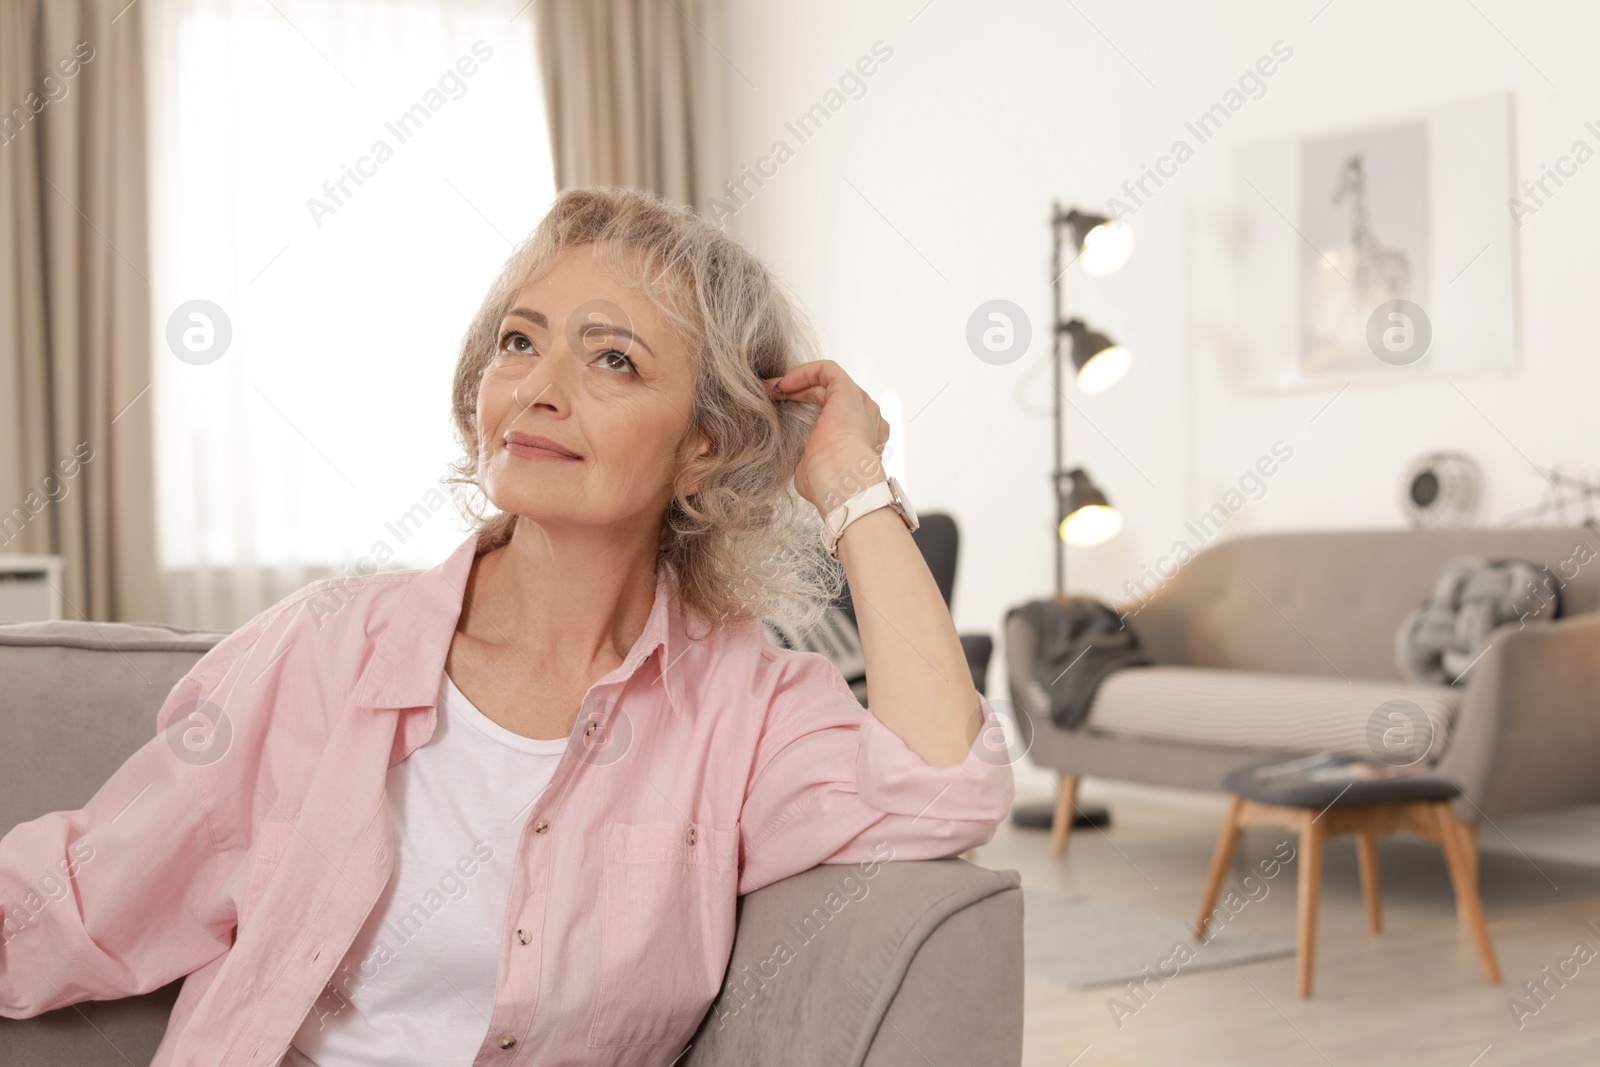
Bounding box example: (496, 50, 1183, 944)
(971, 783, 1600, 1067)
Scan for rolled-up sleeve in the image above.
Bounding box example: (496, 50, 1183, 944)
(0, 614, 275, 1018)
(738, 649, 1015, 896)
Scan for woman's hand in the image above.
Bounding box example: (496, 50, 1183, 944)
(769, 361, 986, 768)
(765, 360, 891, 516)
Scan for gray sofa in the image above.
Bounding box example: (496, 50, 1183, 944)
(0, 620, 1023, 1066)
(1008, 527, 1600, 848)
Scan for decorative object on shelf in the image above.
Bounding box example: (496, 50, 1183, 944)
(1398, 451, 1481, 528)
(1050, 203, 1134, 592)
(1236, 92, 1517, 391)
(1502, 468, 1600, 528)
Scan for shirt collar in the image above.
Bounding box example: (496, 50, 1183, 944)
(353, 530, 691, 716)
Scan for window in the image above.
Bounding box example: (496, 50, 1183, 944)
(146, 0, 554, 629)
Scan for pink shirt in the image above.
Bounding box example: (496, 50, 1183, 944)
(0, 530, 1015, 1066)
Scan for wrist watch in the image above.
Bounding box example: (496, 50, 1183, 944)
(820, 477, 919, 560)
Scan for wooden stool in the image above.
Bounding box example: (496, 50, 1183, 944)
(1194, 760, 1500, 998)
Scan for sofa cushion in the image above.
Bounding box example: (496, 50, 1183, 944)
(1083, 666, 1461, 764)
(1395, 556, 1562, 685)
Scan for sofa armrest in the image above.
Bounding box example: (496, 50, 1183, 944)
(1436, 612, 1600, 820)
(683, 859, 1023, 1067)
(0, 980, 181, 1066)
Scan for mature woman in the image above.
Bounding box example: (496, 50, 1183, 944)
(0, 187, 1014, 1066)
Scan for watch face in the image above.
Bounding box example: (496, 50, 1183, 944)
(888, 477, 919, 528)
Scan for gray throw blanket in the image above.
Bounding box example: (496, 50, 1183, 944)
(1008, 597, 1151, 729)
(1395, 556, 1562, 685)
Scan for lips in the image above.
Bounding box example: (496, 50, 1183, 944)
(504, 430, 582, 460)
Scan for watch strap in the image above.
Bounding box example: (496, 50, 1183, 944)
(822, 479, 904, 560)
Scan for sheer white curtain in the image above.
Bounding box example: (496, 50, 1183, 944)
(145, 0, 554, 630)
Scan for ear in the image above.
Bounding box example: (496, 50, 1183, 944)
(679, 431, 714, 497)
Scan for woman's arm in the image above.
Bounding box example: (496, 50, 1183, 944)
(1, 667, 236, 1017)
(0, 609, 283, 1018)
(766, 361, 982, 769)
(832, 501, 980, 767)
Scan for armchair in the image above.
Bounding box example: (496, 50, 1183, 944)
(762, 513, 995, 706)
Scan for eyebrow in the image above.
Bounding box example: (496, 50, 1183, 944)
(502, 306, 657, 360)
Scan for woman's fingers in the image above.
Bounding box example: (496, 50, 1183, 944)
(779, 359, 844, 390)
(765, 359, 853, 404)
(766, 357, 890, 455)
(766, 378, 828, 404)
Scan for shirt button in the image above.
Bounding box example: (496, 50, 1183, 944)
(533, 818, 549, 833)
(516, 928, 531, 945)
(685, 826, 697, 846)
(499, 1033, 517, 1049)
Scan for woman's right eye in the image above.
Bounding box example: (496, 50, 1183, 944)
(499, 329, 535, 355)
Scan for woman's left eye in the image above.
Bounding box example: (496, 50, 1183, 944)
(594, 348, 638, 374)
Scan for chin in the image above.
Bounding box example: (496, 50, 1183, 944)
(490, 492, 581, 522)
(487, 481, 633, 528)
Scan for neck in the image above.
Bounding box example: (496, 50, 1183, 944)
(464, 513, 663, 668)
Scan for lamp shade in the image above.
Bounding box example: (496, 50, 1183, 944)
(1065, 209, 1135, 277)
(1058, 468, 1122, 546)
(1062, 319, 1132, 394)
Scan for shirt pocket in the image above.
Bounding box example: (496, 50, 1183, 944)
(238, 816, 296, 931)
(588, 818, 739, 1049)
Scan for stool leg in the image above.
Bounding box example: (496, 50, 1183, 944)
(1296, 811, 1326, 998)
(1356, 832, 1382, 933)
(1195, 795, 1244, 940)
(1050, 773, 1078, 857)
(1459, 819, 1480, 922)
(1435, 802, 1500, 984)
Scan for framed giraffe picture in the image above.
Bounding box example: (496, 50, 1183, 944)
(1234, 93, 1518, 391)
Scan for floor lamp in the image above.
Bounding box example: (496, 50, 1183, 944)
(1013, 202, 1135, 836)
(1051, 204, 1133, 594)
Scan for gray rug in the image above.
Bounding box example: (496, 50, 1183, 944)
(1023, 890, 1295, 991)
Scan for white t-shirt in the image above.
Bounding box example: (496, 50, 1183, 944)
(282, 671, 567, 1066)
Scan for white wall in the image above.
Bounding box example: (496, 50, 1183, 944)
(701, 0, 1600, 786)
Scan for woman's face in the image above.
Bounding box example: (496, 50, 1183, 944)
(477, 243, 707, 534)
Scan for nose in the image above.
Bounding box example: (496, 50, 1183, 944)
(509, 339, 577, 417)
(511, 377, 555, 413)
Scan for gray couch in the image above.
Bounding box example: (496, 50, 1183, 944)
(1008, 527, 1600, 843)
(0, 620, 1023, 1066)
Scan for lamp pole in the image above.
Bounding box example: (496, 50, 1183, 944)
(1050, 200, 1068, 598)
(1013, 201, 1118, 837)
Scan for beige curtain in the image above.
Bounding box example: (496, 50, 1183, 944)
(535, 0, 706, 207)
(0, 0, 160, 622)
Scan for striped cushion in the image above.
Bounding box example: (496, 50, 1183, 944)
(1082, 666, 1462, 763)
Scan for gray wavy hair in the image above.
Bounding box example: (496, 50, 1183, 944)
(446, 185, 843, 635)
